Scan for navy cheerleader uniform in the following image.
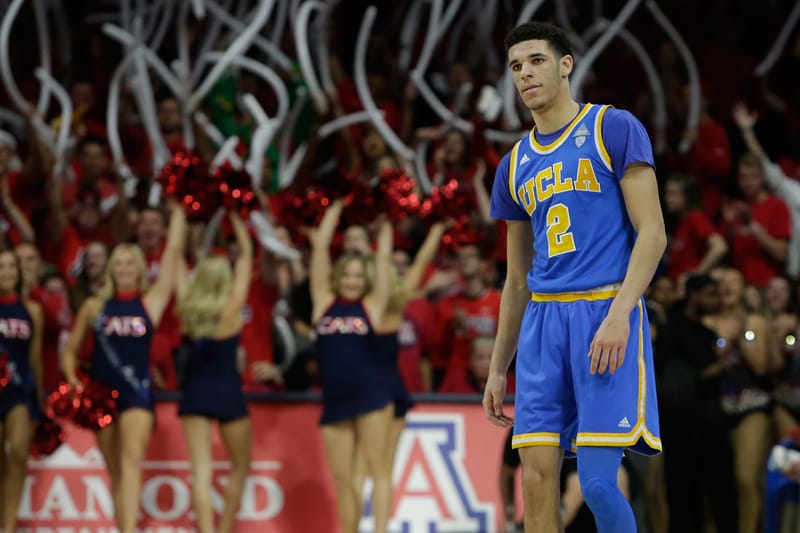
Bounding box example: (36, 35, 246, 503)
(0, 295, 37, 420)
(719, 343, 772, 426)
(376, 332, 414, 418)
(315, 299, 391, 425)
(178, 335, 248, 422)
(91, 293, 153, 412)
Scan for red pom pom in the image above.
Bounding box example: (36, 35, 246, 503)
(30, 416, 66, 458)
(73, 381, 120, 431)
(271, 187, 332, 231)
(158, 152, 219, 221)
(46, 381, 79, 420)
(214, 163, 260, 218)
(375, 168, 421, 221)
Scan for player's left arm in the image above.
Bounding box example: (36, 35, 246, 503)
(589, 163, 666, 375)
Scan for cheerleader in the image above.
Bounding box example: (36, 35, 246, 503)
(175, 211, 253, 533)
(0, 249, 43, 532)
(310, 199, 393, 533)
(61, 202, 186, 533)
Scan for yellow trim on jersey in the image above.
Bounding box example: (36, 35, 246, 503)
(508, 141, 522, 205)
(529, 104, 593, 155)
(531, 289, 618, 303)
(575, 300, 662, 452)
(512, 432, 561, 449)
(594, 105, 613, 172)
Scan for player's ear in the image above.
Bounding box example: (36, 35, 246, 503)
(560, 54, 573, 79)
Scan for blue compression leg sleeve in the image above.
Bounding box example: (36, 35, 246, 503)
(576, 446, 635, 533)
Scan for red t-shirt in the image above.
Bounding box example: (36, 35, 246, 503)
(240, 276, 280, 390)
(667, 210, 718, 280)
(719, 195, 792, 287)
(434, 289, 501, 371)
(29, 286, 73, 393)
(397, 297, 438, 393)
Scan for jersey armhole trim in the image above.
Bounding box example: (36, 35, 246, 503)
(595, 105, 614, 173)
(508, 141, 522, 205)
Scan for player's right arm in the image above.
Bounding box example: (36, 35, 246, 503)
(483, 220, 533, 427)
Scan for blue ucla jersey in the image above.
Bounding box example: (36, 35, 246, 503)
(91, 295, 153, 405)
(0, 298, 33, 385)
(490, 104, 655, 293)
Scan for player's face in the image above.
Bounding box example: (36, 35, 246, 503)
(111, 249, 140, 291)
(507, 39, 570, 112)
(337, 258, 367, 300)
(663, 181, 685, 214)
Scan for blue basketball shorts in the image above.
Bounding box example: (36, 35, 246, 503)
(512, 287, 661, 456)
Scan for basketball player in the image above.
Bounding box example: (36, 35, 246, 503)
(483, 22, 666, 533)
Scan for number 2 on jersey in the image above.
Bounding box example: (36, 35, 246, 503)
(546, 203, 576, 257)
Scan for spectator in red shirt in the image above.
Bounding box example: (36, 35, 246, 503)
(434, 243, 501, 389)
(719, 153, 792, 287)
(439, 335, 515, 394)
(663, 173, 727, 282)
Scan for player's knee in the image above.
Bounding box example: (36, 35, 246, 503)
(579, 475, 620, 521)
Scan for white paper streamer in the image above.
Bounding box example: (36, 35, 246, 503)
(190, 0, 205, 18)
(148, 181, 163, 207)
(315, 0, 338, 96)
(294, 0, 328, 114)
(102, 23, 184, 98)
(250, 211, 301, 260)
(193, 111, 225, 147)
(176, 0, 191, 85)
(355, 7, 415, 161)
(203, 53, 290, 123)
(211, 136, 242, 171)
(129, 51, 171, 174)
(0, 0, 29, 112)
(276, 87, 307, 189)
(411, 0, 443, 77)
(318, 111, 377, 139)
(192, 0, 232, 85)
(754, 0, 800, 77)
(645, 0, 700, 154)
(278, 143, 307, 190)
(204, 0, 293, 72)
(410, 71, 474, 134)
(0, 130, 17, 152)
(399, 0, 424, 72)
(107, 52, 139, 172)
(34, 68, 72, 177)
(187, 0, 276, 111)
(0, 107, 24, 135)
(414, 140, 433, 194)
(571, 0, 641, 100)
(33, 0, 52, 115)
(147, 0, 173, 52)
(247, 122, 279, 190)
(585, 19, 668, 155)
(266, 0, 289, 63)
(555, 0, 587, 54)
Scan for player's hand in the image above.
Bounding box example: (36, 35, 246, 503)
(588, 310, 630, 375)
(483, 374, 514, 427)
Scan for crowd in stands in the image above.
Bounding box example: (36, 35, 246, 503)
(1, 1, 800, 531)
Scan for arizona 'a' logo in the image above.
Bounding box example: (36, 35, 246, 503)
(360, 413, 494, 532)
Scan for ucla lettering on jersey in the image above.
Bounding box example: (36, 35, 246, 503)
(507, 104, 635, 293)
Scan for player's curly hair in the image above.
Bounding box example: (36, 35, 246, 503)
(504, 21, 573, 58)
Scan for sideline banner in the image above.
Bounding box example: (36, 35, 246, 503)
(17, 401, 515, 533)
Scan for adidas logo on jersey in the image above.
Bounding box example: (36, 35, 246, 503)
(617, 417, 631, 429)
(519, 153, 530, 166)
(574, 123, 590, 147)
